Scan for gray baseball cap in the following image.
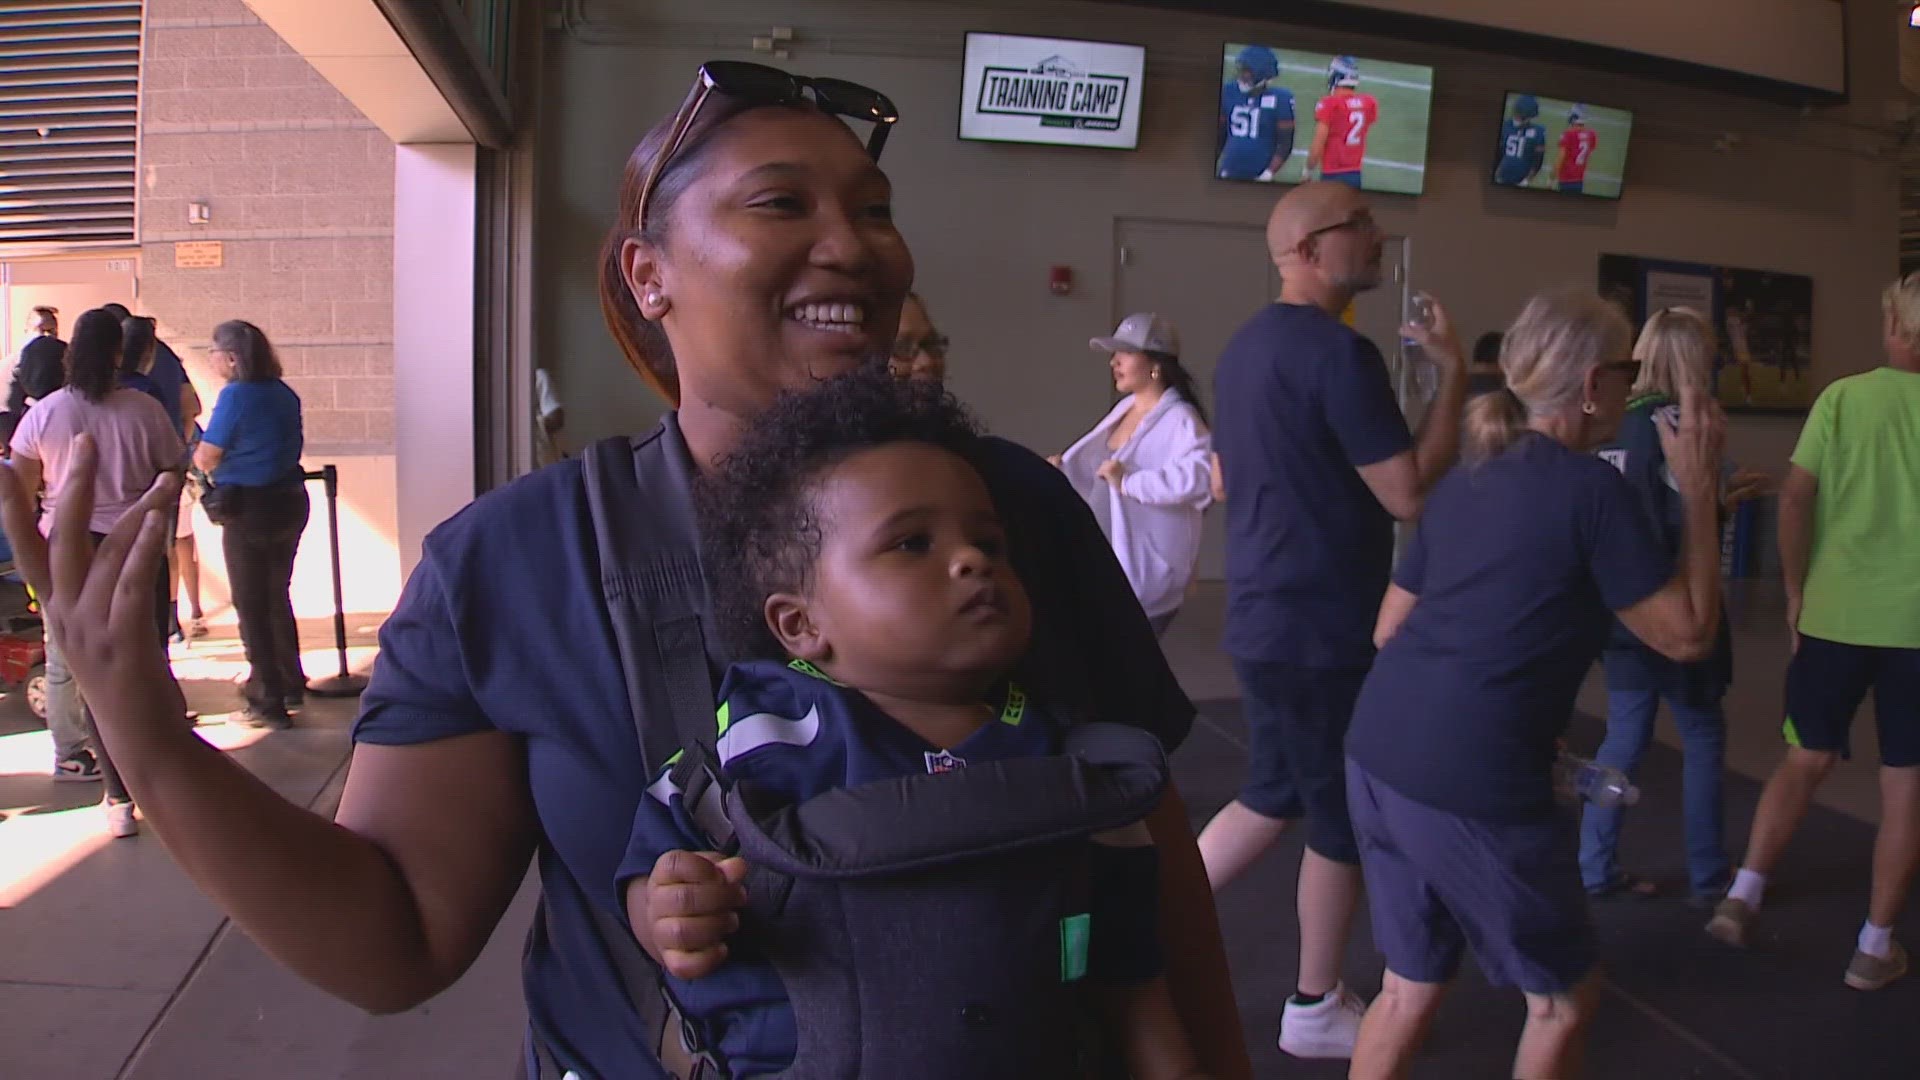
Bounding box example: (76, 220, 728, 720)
(1090, 312, 1179, 357)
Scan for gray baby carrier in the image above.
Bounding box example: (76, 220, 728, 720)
(564, 426, 1171, 1080)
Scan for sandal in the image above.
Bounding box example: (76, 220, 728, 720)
(1587, 875, 1662, 900)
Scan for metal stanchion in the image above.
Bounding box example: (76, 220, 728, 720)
(303, 464, 367, 697)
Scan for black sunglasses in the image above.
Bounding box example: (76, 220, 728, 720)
(636, 61, 900, 233)
(892, 332, 950, 361)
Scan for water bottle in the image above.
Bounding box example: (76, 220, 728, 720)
(1553, 749, 1640, 808)
(1400, 292, 1439, 402)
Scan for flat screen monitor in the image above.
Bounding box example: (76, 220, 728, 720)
(1491, 93, 1633, 199)
(1216, 43, 1434, 196)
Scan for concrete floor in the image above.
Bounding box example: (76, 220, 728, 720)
(1, 583, 1912, 1078)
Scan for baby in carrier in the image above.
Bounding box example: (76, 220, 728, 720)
(617, 370, 1206, 1079)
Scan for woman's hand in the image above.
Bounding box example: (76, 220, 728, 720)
(1401, 293, 1465, 377)
(0, 434, 187, 725)
(1655, 388, 1725, 503)
(1096, 459, 1126, 485)
(1046, 453, 1063, 469)
(636, 850, 750, 981)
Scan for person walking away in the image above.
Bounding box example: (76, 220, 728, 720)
(0, 70, 1250, 1079)
(1345, 290, 1725, 1079)
(8, 306, 67, 420)
(1199, 180, 1468, 1059)
(1052, 313, 1212, 637)
(1579, 307, 1772, 902)
(7, 309, 183, 834)
(1707, 272, 1920, 992)
(888, 291, 949, 383)
(196, 320, 308, 727)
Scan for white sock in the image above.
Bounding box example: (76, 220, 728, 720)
(1859, 921, 1894, 959)
(1728, 868, 1766, 909)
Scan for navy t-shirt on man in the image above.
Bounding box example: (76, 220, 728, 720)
(1345, 433, 1673, 819)
(1213, 302, 1413, 669)
(352, 417, 1194, 1080)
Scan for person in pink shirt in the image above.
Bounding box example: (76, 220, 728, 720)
(9, 308, 183, 837)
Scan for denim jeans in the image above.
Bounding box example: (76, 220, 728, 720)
(1577, 687, 1729, 896)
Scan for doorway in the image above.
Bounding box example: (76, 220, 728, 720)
(0, 255, 140, 382)
(1113, 219, 1411, 579)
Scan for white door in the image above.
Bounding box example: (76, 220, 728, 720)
(1114, 221, 1410, 580)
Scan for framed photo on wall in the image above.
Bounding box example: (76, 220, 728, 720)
(1598, 254, 1815, 413)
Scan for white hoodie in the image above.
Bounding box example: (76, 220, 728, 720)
(1058, 389, 1213, 619)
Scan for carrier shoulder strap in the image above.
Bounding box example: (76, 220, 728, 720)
(581, 424, 723, 777)
(572, 421, 730, 1080)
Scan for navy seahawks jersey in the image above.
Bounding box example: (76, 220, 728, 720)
(1495, 119, 1548, 185)
(617, 659, 1157, 1076)
(1219, 81, 1296, 179)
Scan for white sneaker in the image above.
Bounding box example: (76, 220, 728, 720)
(105, 800, 139, 839)
(1278, 982, 1367, 1059)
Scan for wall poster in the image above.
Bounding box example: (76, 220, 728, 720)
(1598, 253, 1814, 413)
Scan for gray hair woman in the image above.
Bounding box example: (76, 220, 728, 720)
(1343, 290, 1725, 1077)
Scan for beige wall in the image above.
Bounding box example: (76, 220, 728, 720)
(539, 0, 1900, 477)
(1325, 0, 1847, 95)
(140, 0, 400, 619)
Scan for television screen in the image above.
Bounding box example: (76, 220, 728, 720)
(1215, 44, 1433, 196)
(1491, 93, 1632, 199)
(959, 33, 1145, 150)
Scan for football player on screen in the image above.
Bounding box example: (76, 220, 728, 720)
(1218, 45, 1295, 182)
(1553, 102, 1600, 194)
(1493, 94, 1549, 188)
(1305, 55, 1378, 189)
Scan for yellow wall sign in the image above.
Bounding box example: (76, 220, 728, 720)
(174, 241, 223, 269)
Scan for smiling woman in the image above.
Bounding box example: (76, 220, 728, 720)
(1, 61, 1249, 1080)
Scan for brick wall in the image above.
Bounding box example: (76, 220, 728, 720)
(139, 0, 395, 454)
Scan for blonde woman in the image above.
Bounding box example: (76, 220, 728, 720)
(1579, 308, 1770, 904)
(1343, 291, 1725, 1079)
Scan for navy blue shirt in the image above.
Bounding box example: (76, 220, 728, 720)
(352, 418, 1193, 1080)
(1346, 433, 1672, 819)
(1597, 396, 1733, 699)
(147, 340, 188, 435)
(203, 379, 302, 486)
(1495, 119, 1548, 185)
(1214, 303, 1413, 668)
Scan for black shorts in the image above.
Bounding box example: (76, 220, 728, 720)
(1783, 636, 1920, 767)
(1232, 658, 1365, 864)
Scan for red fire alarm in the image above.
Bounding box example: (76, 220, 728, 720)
(1049, 265, 1074, 296)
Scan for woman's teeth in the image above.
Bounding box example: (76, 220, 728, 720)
(789, 302, 865, 333)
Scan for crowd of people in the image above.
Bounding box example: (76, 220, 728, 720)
(4, 59, 1915, 1080)
(4, 308, 310, 836)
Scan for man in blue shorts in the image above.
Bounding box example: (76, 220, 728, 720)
(1202, 180, 1467, 1059)
(1708, 273, 1920, 992)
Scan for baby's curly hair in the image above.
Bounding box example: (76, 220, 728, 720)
(696, 367, 986, 662)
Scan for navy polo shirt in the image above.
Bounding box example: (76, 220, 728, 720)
(1596, 395, 1733, 699)
(352, 418, 1193, 1080)
(147, 340, 188, 435)
(1213, 303, 1412, 669)
(1346, 433, 1673, 819)
(203, 379, 302, 486)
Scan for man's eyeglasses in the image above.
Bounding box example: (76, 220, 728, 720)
(892, 333, 950, 361)
(636, 61, 900, 234)
(1305, 212, 1378, 244)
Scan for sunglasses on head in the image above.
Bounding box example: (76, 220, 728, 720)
(892, 332, 950, 361)
(636, 61, 900, 233)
